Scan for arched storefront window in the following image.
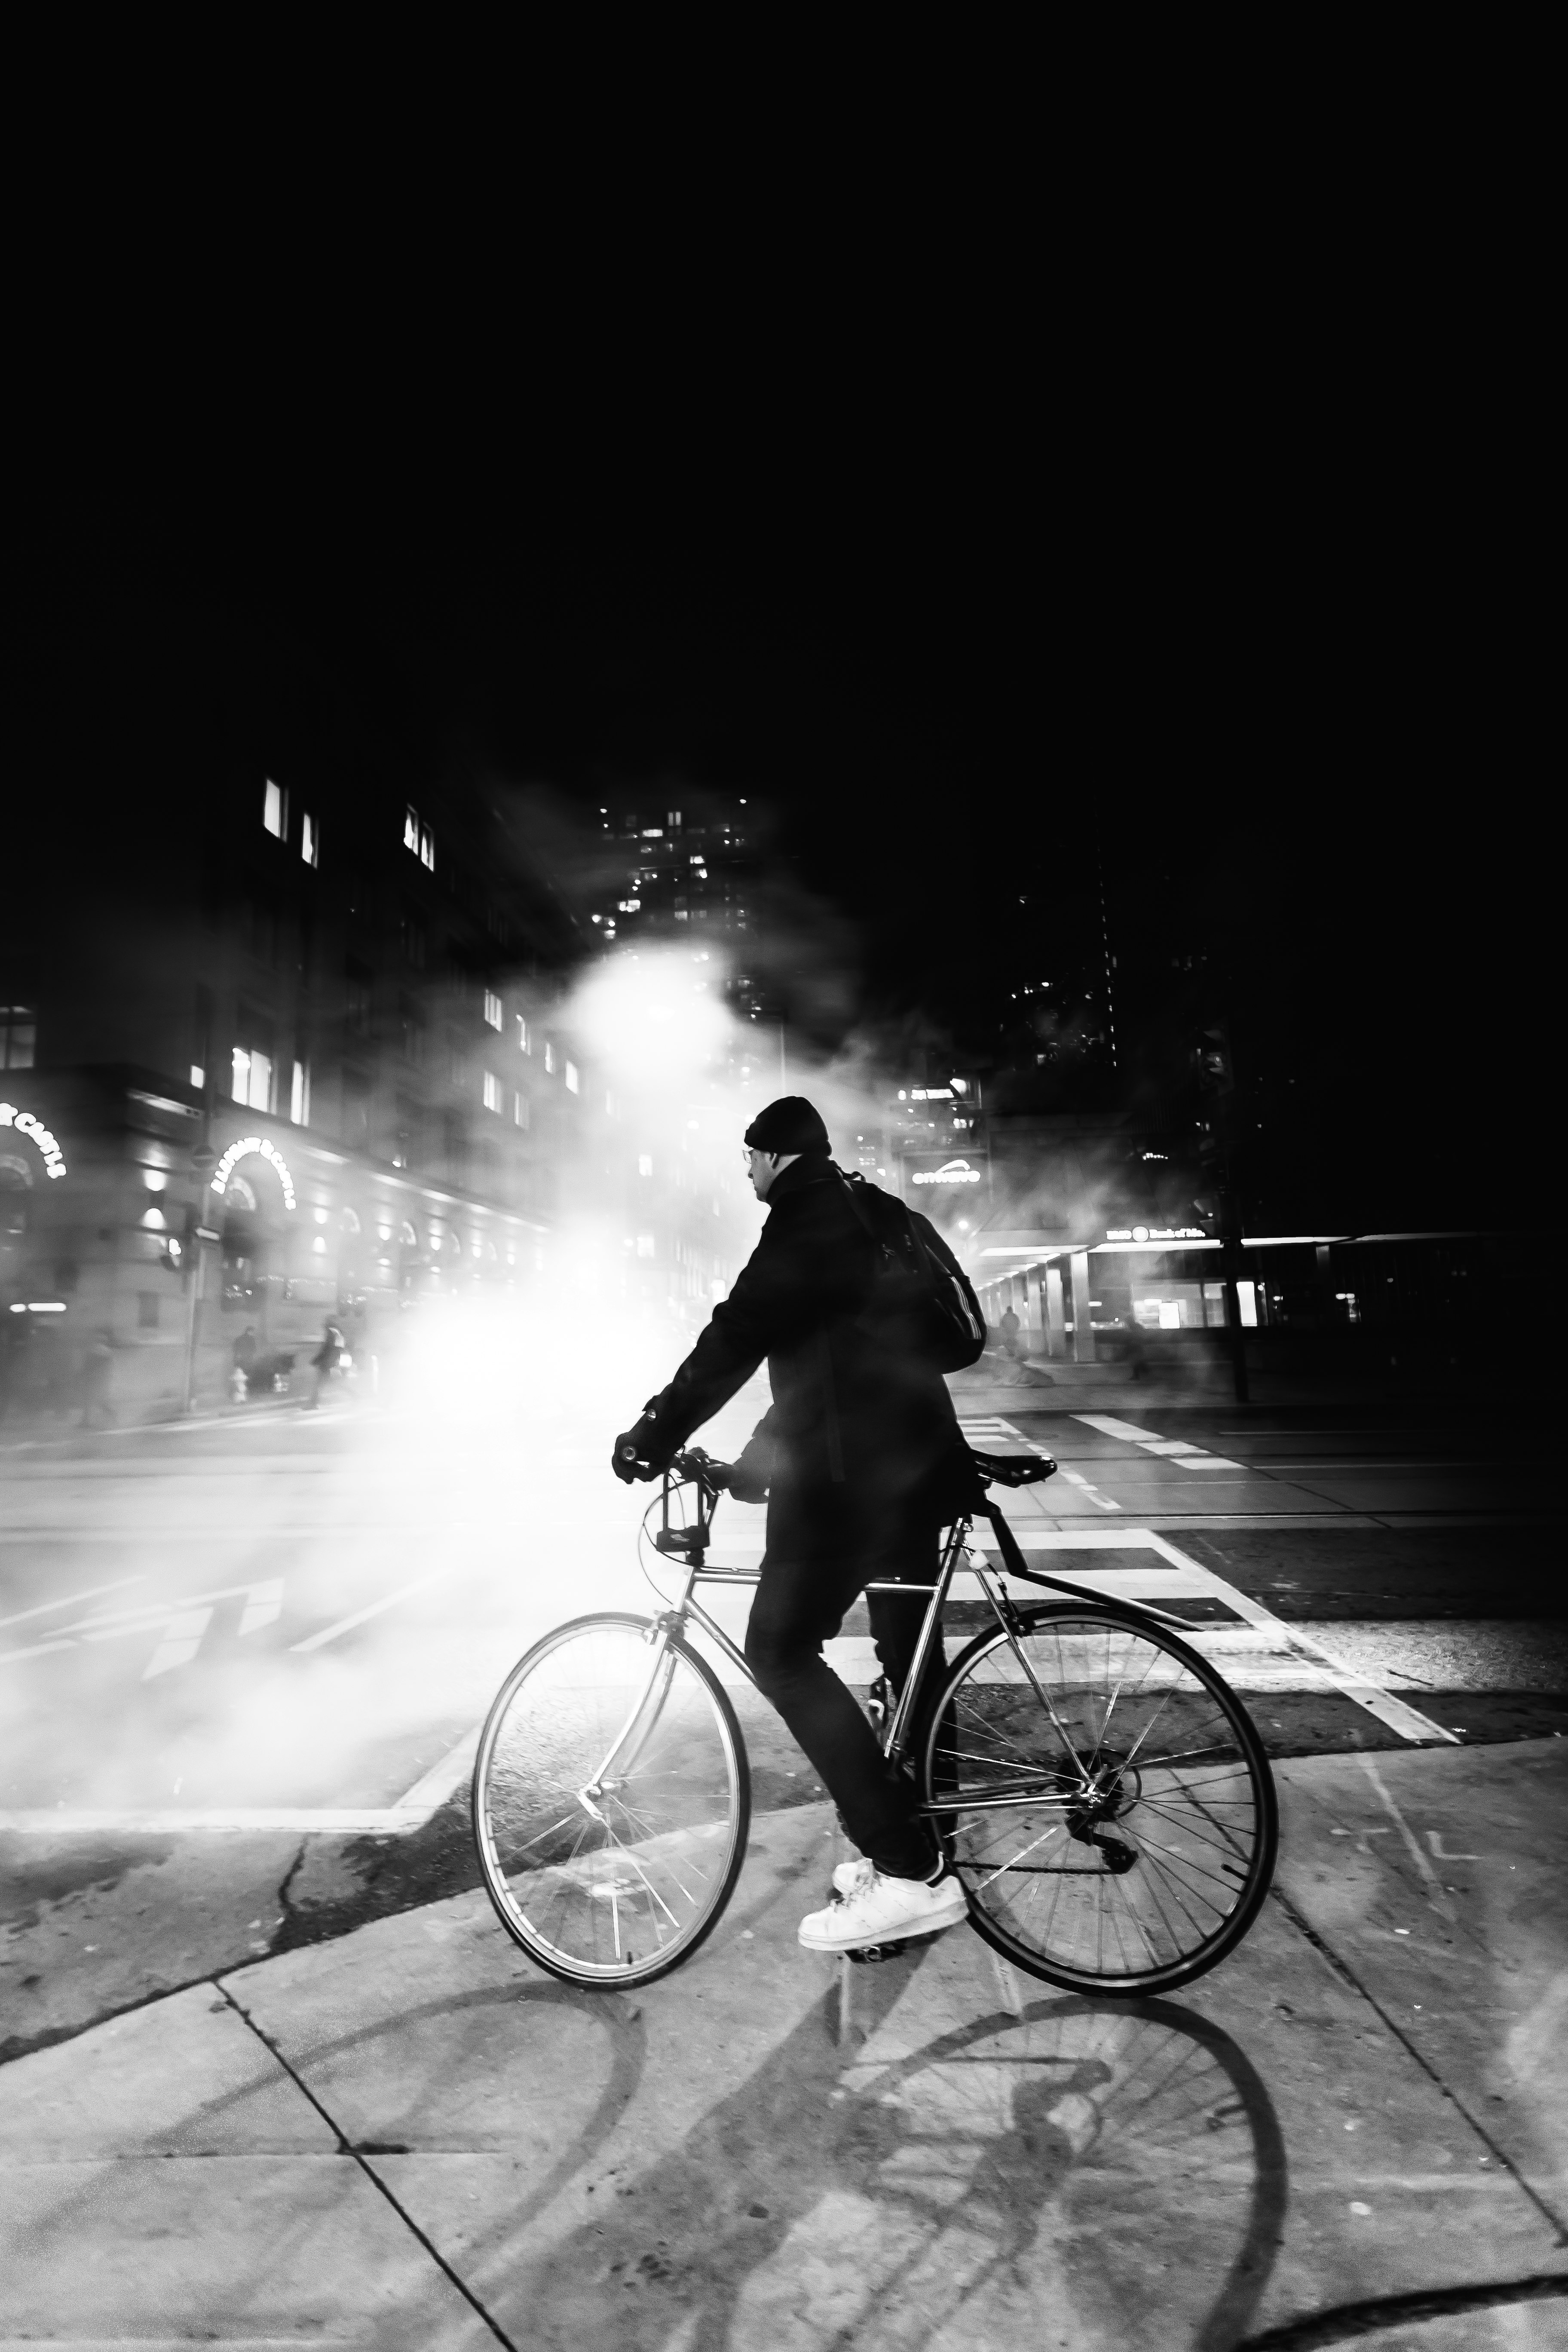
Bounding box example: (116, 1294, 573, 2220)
(216, 1165, 283, 1314)
(0, 1157, 30, 1240)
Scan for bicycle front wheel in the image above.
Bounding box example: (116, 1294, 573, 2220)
(925, 1603, 1277, 1995)
(473, 1613, 750, 1988)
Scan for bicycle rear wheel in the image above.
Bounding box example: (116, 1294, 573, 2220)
(924, 1602, 1276, 1994)
(473, 1612, 750, 1988)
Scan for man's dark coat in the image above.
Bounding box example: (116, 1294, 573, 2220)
(644, 1156, 982, 1567)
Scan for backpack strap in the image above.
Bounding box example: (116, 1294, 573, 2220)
(832, 1164, 882, 1243)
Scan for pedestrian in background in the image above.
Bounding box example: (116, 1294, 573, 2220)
(998, 1304, 1023, 1363)
(305, 1320, 343, 1410)
(80, 1331, 114, 1427)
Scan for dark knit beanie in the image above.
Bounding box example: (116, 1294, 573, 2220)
(744, 1096, 831, 1156)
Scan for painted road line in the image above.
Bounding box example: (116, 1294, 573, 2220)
(0, 1722, 483, 1838)
(289, 1573, 443, 1653)
(0, 1579, 287, 1674)
(969, 1523, 1458, 1745)
(1072, 1415, 1167, 1444)
(140, 1606, 214, 1679)
(0, 1575, 147, 1633)
(389, 1724, 483, 1814)
(821, 1629, 1412, 1694)
(1055, 1468, 1122, 1510)
(0, 1807, 441, 1834)
(0, 1638, 80, 1666)
(1139, 1531, 1458, 1744)
(1072, 1412, 1245, 1470)
(1071, 1412, 1249, 1474)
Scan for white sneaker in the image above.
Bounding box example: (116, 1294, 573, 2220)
(799, 1865, 968, 1953)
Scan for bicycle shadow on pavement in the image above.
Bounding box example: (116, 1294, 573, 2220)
(491, 1944, 1288, 2352)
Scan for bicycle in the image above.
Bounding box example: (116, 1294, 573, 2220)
(472, 1444, 1278, 1995)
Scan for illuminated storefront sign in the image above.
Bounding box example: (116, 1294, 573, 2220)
(911, 1158, 983, 1186)
(0, 1102, 67, 1178)
(211, 1136, 297, 1211)
(1105, 1225, 1209, 1243)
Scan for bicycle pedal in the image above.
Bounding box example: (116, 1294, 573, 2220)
(845, 1941, 908, 1965)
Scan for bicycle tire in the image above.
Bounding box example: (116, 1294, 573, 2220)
(922, 1601, 1277, 1994)
(473, 1611, 750, 1989)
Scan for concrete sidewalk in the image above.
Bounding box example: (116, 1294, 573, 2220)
(3, 1744, 1565, 2350)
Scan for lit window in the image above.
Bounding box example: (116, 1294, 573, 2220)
(231, 1046, 273, 1112)
(544, 1042, 556, 1075)
(618, 899, 640, 914)
(513, 1091, 529, 1129)
(636, 1234, 655, 1257)
(1, 1007, 36, 1069)
(290, 1060, 311, 1125)
(638, 1154, 653, 1177)
(482, 1071, 502, 1113)
(301, 812, 319, 868)
(483, 989, 503, 1030)
(190, 1064, 205, 1089)
(420, 823, 435, 871)
(404, 805, 420, 853)
(516, 1016, 530, 1054)
(565, 1062, 579, 1094)
(263, 780, 286, 838)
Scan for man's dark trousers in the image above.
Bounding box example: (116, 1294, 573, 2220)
(743, 1471, 949, 1879)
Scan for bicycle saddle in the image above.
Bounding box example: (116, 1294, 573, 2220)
(968, 1447, 1057, 1486)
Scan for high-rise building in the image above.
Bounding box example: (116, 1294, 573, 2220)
(588, 802, 758, 952)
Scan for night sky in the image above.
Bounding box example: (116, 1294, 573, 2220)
(21, 411, 1546, 1235)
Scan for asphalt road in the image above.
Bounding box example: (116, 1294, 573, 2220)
(3, 1372, 1562, 2062)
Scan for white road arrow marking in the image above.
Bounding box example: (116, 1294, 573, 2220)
(0, 1580, 286, 1676)
(143, 1608, 214, 1679)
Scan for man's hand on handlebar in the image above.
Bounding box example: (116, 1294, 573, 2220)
(612, 1409, 668, 1484)
(610, 1423, 759, 1499)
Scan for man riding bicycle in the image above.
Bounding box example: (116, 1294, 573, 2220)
(613, 1095, 984, 1957)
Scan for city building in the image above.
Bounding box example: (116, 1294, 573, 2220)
(2, 736, 603, 1424)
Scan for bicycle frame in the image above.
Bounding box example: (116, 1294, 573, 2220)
(583, 1461, 1200, 1812)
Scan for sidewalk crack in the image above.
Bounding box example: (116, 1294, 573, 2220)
(273, 1836, 308, 1950)
(1268, 1886, 1567, 2246)
(214, 1979, 518, 2349)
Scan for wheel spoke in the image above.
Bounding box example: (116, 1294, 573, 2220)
(475, 1619, 747, 1985)
(927, 1608, 1274, 1993)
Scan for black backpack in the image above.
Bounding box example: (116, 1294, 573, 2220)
(835, 1169, 987, 1373)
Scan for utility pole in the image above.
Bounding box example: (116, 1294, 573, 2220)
(184, 1138, 219, 1416)
(1217, 1175, 1250, 1405)
(1194, 1022, 1250, 1406)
